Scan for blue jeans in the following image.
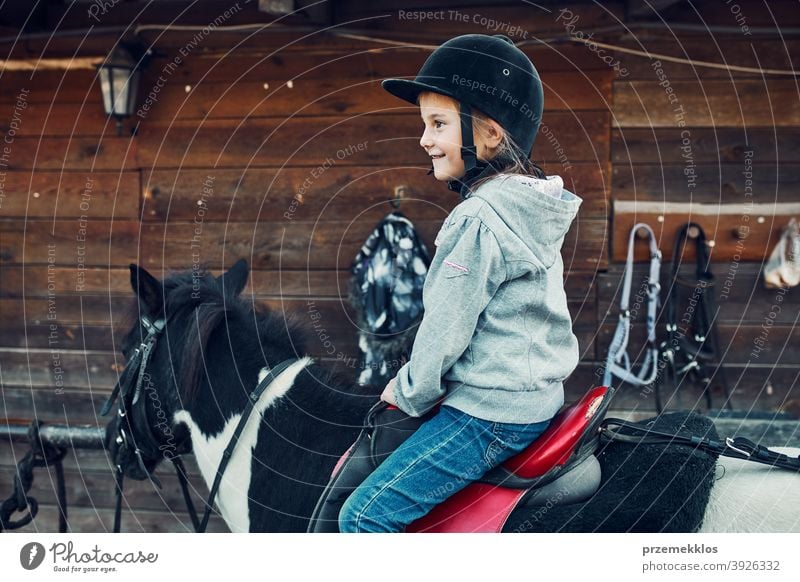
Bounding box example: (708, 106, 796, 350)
(338, 405, 550, 532)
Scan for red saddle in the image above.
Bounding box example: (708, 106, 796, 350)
(309, 385, 611, 533)
(406, 385, 610, 532)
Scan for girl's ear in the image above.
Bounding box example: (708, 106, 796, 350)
(482, 118, 504, 150)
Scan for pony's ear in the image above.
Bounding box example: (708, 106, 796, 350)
(216, 258, 249, 297)
(129, 264, 163, 313)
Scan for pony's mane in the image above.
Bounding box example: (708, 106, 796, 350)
(159, 267, 312, 403)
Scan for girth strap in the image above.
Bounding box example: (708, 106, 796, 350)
(603, 223, 662, 388)
(599, 418, 800, 472)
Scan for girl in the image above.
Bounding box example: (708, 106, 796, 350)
(339, 34, 583, 532)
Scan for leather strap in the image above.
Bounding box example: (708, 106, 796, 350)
(603, 223, 662, 387)
(600, 417, 800, 472)
(655, 223, 732, 412)
(196, 358, 300, 532)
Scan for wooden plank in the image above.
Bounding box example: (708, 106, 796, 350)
(562, 217, 609, 271)
(611, 128, 800, 164)
(43, 0, 273, 28)
(597, 263, 800, 326)
(0, 324, 116, 351)
(23, 31, 380, 59)
(0, 387, 111, 424)
(626, 0, 682, 18)
(142, 167, 460, 223)
(135, 112, 610, 168)
(117, 44, 623, 88)
(0, 71, 100, 104)
(656, 0, 800, 27)
(0, 45, 612, 106)
(612, 39, 800, 80)
(611, 200, 799, 262)
(0, 294, 131, 326)
(0, 266, 354, 297)
(336, 2, 627, 36)
(133, 70, 611, 123)
(0, 171, 140, 219)
(566, 361, 800, 414)
(0, 220, 141, 267)
(135, 219, 602, 271)
(595, 321, 800, 366)
(0, 101, 116, 137)
(141, 163, 608, 222)
(612, 162, 800, 203)
(613, 79, 800, 128)
(1, 137, 137, 171)
(0, 349, 122, 390)
(0, 295, 360, 334)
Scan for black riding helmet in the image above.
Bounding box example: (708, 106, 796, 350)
(382, 34, 544, 196)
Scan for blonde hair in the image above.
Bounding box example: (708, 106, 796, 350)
(471, 109, 546, 191)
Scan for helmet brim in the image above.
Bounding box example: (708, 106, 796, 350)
(381, 78, 459, 106)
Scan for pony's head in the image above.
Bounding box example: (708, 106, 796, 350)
(104, 259, 254, 481)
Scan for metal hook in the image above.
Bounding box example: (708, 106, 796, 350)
(391, 186, 406, 209)
(731, 226, 750, 240)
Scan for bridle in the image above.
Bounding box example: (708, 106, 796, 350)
(603, 223, 662, 389)
(102, 313, 299, 533)
(654, 223, 732, 412)
(102, 314, 193, 532)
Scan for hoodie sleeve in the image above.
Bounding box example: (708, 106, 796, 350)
(392, 213, 507, 417)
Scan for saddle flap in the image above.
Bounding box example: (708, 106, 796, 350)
(499, 385, 612, 480)
(408, 454, 602, 533)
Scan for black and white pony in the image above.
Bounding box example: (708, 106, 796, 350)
(106, 261, 800, 533)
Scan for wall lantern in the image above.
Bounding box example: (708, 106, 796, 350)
(97, 44, 142, 136)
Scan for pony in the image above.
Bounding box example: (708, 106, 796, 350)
(105, 260, 800, 533)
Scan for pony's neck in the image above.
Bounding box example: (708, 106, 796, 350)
(173, 357, 317, 532)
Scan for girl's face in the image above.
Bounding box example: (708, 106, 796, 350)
(418, 92, 503, 182)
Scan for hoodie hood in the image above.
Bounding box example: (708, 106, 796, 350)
(468, 173, 582, 269)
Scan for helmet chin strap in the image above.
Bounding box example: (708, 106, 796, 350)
(425, 100, 505, 199)
(458, 102, 478, 174)
(444, 101, 490, 199)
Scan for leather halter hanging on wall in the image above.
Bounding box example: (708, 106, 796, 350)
(603, 223, 662, 389)
(653, 223, 733, 413)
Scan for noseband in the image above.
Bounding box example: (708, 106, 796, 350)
(102, 313, 299, 533)
(101, 315, 194, 532)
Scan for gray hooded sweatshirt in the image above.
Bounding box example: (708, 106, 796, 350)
(393, 173, 583, 424)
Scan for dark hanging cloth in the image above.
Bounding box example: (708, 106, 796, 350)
(348, 212, 431, 387)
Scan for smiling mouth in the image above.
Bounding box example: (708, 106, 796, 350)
(431, 154, 445, 160)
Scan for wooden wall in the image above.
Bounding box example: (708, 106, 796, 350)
(1, 0, 798, 532)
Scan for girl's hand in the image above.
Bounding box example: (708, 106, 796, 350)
(381, 377, 399, 406)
